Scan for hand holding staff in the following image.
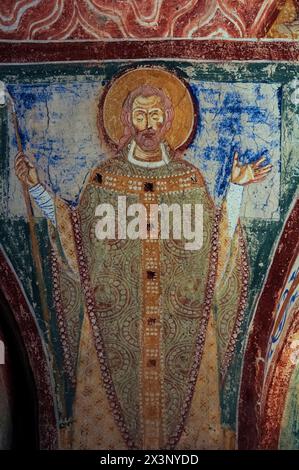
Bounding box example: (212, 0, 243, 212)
(1, 81, 52, 343)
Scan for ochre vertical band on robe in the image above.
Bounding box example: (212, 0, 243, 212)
(139, 190, 163, 449)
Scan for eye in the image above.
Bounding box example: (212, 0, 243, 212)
(150, 111, 163, 121)
(134, 112, 145, 122)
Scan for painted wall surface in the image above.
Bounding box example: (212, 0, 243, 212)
(280, 360, 299, 449)
(0, 57, 298, 448)
(0, 0, 299, 452)
(0, 0, 290, 39)
(4, 79, 280, 217)
(0, 331, 12, 450)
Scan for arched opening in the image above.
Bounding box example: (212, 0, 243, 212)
(0, 290, 39, 449)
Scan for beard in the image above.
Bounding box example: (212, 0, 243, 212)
(134, 128, 164, 151)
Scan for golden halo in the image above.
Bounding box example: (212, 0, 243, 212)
(102, 67, 196, 150)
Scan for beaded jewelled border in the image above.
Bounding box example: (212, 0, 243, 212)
(90, 167, 204, 195)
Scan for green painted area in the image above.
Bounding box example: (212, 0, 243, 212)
(0, 60, 298, 433)
(0, 61, 299, 84)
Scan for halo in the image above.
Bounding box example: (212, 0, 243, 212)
(101, 67, 196, 150)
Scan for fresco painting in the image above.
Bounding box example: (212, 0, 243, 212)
(0, 0, 299, 455)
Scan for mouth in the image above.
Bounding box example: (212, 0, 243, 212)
(141, 130, 156, 138)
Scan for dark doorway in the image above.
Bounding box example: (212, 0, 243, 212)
(0, 290, 39, 449)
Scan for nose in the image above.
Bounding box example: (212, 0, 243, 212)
(146, 113, 152, 129)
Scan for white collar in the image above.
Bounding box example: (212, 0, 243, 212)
(127, 140, 170, 168)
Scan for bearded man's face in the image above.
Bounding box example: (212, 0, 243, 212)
(131, 95, 168, 151)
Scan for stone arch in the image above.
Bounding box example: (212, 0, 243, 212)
(0, 247, 58, 449)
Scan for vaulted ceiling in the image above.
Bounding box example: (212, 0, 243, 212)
(0, 0, 295, 40)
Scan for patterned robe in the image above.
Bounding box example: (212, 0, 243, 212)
(49, 148, 248, 450)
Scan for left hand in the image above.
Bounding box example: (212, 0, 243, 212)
(231, 152, 273, 185)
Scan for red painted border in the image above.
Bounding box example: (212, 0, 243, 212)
(0, 40, 299, 63)
(238, 198, 299, 450)
(0, 248, 58, 450)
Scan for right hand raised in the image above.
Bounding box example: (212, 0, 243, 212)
(15, 151, 39, 187)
